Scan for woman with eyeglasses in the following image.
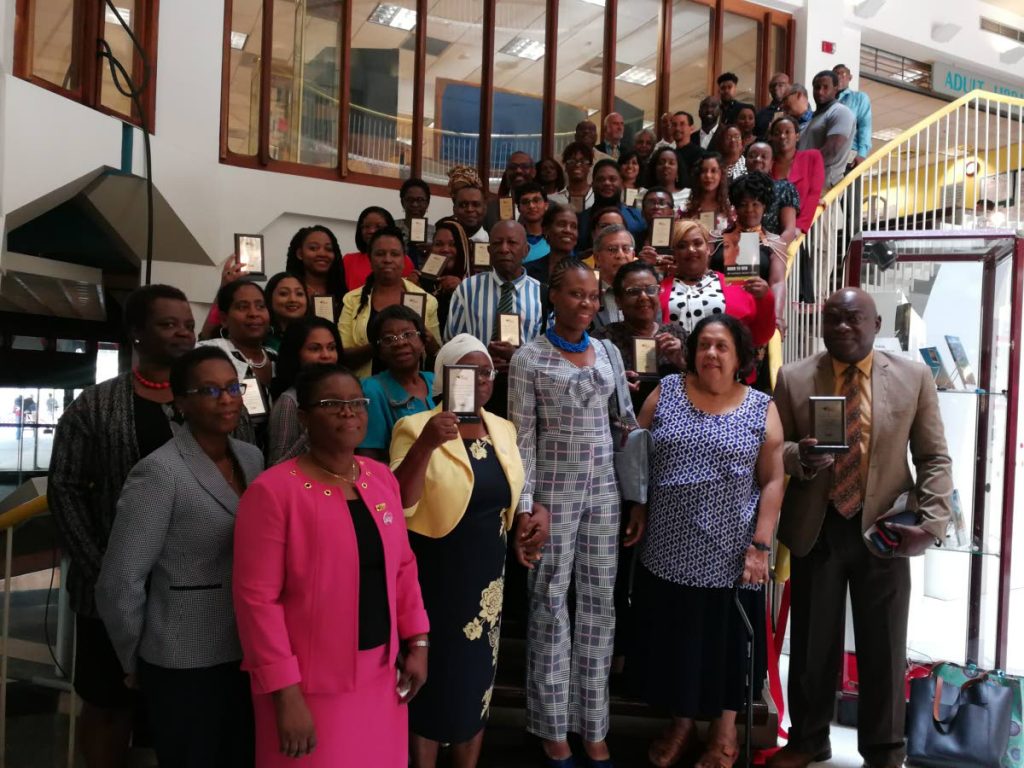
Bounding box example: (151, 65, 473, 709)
(267, 317, 342, 466)
(358, 306, 435, 463)
(390, 335, 525, 768)
(508, 259, 640, 768)
(715, 125, 748, 181)
(342, 207, 418, 292)
(339, 227, 441, 380)
(548, 141, 595, 212)
(234, 364, 429, 767)
(97, 346, 264, 767)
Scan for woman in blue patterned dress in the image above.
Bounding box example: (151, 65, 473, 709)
(509, 259, 641, 768)
(630, 314, 784, 768)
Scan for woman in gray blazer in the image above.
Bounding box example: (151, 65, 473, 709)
(97, 346, 263, 767)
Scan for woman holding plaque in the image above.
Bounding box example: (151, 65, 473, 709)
(342, 206, 418, 291)
(359, 305, 435, 462)
(644, 147, 687, 211)
(339, 227, 441, 380)
(681, 154, 735, 233)
(267, 317, 342, 465)
(630, 314, 783, 768)
(508, 259, 640, 768)
(418, 220, 471, 330)
(390, 334, 524, 768)
(618, 150, 646, 206)
(284, 225, 347, 322)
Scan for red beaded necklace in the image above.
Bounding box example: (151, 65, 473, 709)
(133, 368, 171, 390)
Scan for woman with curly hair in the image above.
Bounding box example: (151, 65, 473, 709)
(681, 153, 734, 233)
(284, 225, 347, 320)
(391, 334, 525, 768)
(342, 206, 417, 291)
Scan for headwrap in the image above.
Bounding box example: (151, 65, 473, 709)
(432, 334, 493, 397)
(447, 165, 484, 198)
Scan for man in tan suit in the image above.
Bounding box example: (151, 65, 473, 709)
(768, 288, 952, 768)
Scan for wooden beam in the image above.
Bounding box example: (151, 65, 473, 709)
(257, 0, 273, 166)
(601, 0, 618, 120)
(711, 0, 724, 96)
(758, 12, 771, 107)
(478, 0, 496, 189)
(338, 0, 353, 177)
(656, 0, 671, 121)
(218, 0, 234, 159)
(541, 0, 559, 159)
(411, 0, 428, 177)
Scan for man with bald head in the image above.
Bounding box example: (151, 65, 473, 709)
(756, 71, 791, 139)
(444, 219, 545, 417)
(770, 288, 952, 768)
(596, 112, 627, 160)
(697, 95, 722, 149)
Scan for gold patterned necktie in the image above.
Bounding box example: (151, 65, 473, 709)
(830, 365, 863, 518)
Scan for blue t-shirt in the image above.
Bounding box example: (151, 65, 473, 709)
(360, 370, 436, 451)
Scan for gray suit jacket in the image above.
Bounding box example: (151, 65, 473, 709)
(774, 350, 953, 557)
(96, 428, 264, 674)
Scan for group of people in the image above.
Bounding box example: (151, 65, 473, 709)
(47, 64, 952, 768)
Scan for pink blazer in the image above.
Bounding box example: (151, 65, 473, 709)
(232, 457, 429, 696)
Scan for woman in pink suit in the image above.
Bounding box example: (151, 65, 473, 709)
(233, 363, 430, 766)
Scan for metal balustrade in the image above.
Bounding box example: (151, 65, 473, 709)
(781, 89, 1024, 364)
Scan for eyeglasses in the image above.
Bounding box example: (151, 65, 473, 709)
(308, 398, 370, 414)
(184, 383, 246, 398)
(622, 285, 660, 298)
(519, 196, 546, 207)
(378, 330, 422, 347)
(475, 368, 499, 382)
(565, 158, 591, 167)
(507, 162, 533, 172)
(599, 244, 635, 255)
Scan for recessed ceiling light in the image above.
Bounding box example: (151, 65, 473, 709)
(500, 36, 545, 61)
(230, 31, 248, 50)
(104, 6, 131, 26)
(581, 0, 606, 5)
(616, 66, 657, 87)
(586, 107, 599, 116)
(368, 3, 417, 31)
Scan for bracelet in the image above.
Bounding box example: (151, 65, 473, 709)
(407, 639, 429, 649)
(750, 541, 772, 552)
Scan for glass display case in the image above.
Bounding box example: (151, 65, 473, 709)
(845, 230, 1023, 673)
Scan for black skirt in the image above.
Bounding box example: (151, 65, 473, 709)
(408, 438, 512, 742)
(629, 565, 767, 719)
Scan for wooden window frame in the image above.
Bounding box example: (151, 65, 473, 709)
(219, 0, 793, 193)
(13, 0, 159, 130)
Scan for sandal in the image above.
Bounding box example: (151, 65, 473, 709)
(694, 740, 739, 768)
(647, 722, 695, 768)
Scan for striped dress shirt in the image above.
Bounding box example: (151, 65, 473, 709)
(444, 269, 545, 344)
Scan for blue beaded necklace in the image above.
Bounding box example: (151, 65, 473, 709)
(546, 325, 590, 353)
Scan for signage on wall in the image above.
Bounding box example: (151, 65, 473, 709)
(933, 61, 1024, 100)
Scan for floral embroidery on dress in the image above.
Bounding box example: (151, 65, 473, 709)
(469, 435, 493, 460)
(479, 578, 503, 625)
(460, 575, 506, 717)
(463, 617, 483, 640)
(480, 686, 493, 719)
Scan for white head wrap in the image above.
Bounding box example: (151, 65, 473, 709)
(431, 334, 493, 397)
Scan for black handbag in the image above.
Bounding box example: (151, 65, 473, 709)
(906, 669, 1013, 768)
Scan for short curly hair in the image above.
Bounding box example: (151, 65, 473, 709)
(728, 171, 775, 209)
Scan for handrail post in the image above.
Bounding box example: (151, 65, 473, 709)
(0, 526, 13, 767)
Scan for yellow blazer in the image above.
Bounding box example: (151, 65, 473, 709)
(337, 279, 441, 379)
(389, 405, 524, 538)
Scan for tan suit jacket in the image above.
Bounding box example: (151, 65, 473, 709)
(774, 350, 953, 557)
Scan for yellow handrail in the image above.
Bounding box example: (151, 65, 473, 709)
(0, 495, 48, 532)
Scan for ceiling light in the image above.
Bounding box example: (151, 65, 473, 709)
(853, 0, 885, 18)
(616, 66, 657, 87)
(368, 3, 417, 31)
(587, 107, 599, 116)
(104, 6, 131, 26)
(230, 31, 248, 50)
(581, 0, 606, 5)
(500, 36, 545, 61)
(931, 23, 960, 43)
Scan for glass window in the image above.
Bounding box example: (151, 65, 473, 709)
(99, 0, 138, 117)
(721, 12, 760, 106)
(489, 2, 546, 192)
(555, 0, 607, 159)
(615, 0, 661, 151)
(27, 0, 80, 91)
(668, 1, 714, 132)
(269, 0, 342, 167)
(768, 23, 788, 79)
(226, 0, 263, 156)
(348, 0, 415, 179)
(421, 2, 485, 186)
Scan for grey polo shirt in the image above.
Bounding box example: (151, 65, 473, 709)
(798, 100, 855, 190)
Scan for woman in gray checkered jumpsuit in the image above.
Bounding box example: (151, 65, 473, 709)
(509, 260, 637, 766)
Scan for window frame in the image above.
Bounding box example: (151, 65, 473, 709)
(13, 0, 160, 129)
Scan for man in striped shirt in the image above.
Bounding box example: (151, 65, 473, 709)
(445, 220, 545, 417)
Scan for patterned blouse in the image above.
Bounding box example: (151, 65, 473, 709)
(763, 179, 800, 236)
(665, 273, 727, 334)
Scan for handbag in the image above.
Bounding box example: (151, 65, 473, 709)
(599, 339, 651, 504)
(907, 663, 1013, 768)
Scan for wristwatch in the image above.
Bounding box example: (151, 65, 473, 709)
(751, 541, 772, 552)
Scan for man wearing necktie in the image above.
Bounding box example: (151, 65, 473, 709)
(769, 288, 952, 768)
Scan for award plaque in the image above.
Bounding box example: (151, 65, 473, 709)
(241, 376, 267, 418)
(623, 188, 638, 207)
(570, 195, 585, 213)
(498, 313, 521, 346)
(809, 396, 849, 453)
(633, 337, 658, 378)
(443, 365, 480, 422)
(472, 242, 491, 270)
(313, 296, 334, 321)
(408, 217, 427, 243)
(234, 233, 266, 278)
(499, 197, 515, 220)
(419, 251, 447, 278)
(651, 216, 673, 252)
(725, 231, 761, 278)
(944, 335, 977, 387)
(401, 291, 427, 319)
(698, 211, 716, 232)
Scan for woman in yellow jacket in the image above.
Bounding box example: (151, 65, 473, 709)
(338, 226, 440, 379)
(390, 334, 525, 768)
